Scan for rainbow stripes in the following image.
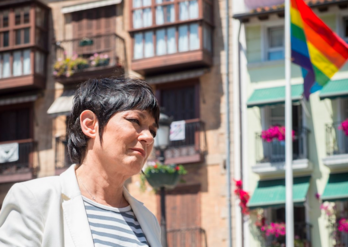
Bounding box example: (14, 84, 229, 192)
(291, 0, 348, 99)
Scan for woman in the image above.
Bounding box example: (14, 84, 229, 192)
(0, 78, 162, 247)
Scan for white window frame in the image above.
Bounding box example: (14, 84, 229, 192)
(260, 21, 284, 62)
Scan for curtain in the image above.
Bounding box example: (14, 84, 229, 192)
(23, 49, 31, 74)
(133, 10, 142, 29)
(144, 31, 154, 58)
(143, 0, 151, 6)
(2, 53, 10, 78)
(189, 23, 199, 50)
(156, 29, 166, 56)
(134, 33, 143, 59)
(179, 2, 189, 21)
(179, 25, 188, 52)
(133, 0, 142, 8)
(143, 8, 152, 27)
(167, 27, 176, 54)
(166, 4, 175, 23)
(13, 51, 22, 76)
(189, 0, 198, 19)
(156, 6, 164, 25)
(156, 0, 163, 3)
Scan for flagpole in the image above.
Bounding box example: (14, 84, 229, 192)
(285, 0, 294, 246)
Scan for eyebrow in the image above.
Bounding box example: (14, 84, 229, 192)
(137, 111, 158, 128)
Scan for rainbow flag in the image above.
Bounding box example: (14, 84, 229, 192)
(291, 0, 348, 99)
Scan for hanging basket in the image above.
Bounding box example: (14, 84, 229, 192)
(145, 170, 180, 189)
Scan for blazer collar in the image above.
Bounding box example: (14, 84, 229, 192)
(60, 165, 162, 247)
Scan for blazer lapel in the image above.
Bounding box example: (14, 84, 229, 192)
(124, 188, 162, 247)
(60, 165, 94, 247)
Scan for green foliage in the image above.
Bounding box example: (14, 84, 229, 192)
(53, 56, 89, 77)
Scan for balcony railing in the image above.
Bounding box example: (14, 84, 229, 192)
(0, 139, 35, 183)
(54, 33, 126, 84)
(255, 128, 309, 163)
(55, 135, 72, 175)
(164, 119, 205, 164)
(167, 227, 207, 247)
(326, 123, 348, 156)
(264, 223, 312, 247)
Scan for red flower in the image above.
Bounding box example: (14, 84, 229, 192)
(153, 164, 158, 169)
(235, 180, 243, 188)
(175, 166, 180, 171)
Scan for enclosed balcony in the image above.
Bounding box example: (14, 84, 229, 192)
(54, 33, 126, 85)
(323, 122, 348, 169)
(0, 139, 35, 183)
(252, 127, 311, 175)
(164, 119, 204, 164)
(0, 1, 49, 93)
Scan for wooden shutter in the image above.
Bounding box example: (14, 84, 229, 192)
(157, 185, 202, 247)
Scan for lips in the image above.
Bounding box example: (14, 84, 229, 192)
(130, 148, 145, 157)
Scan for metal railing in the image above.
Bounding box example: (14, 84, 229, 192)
(326, 122, 348, 156)
(164, 119, 205, 161)
(55, 135, 72, 170)
(167, 227, 207, 247)
(265, 223, 312, 247)
(55, 33, 127, 71)
(255, 127, 309, 163)
(0, 140, 35, 176)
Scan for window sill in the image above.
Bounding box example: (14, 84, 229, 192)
(323, 154, 348, 170)
(247, 59, 285, 69)
(251, 159, 312, 177)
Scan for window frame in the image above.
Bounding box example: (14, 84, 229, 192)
(260, 21, 284, 62)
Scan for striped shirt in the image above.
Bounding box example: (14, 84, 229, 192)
(83, 196, 149, 247)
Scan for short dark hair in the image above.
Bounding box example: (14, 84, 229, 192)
(67, 78, 160, 165)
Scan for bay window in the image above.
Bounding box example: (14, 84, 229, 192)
(0, 49, 38, 78)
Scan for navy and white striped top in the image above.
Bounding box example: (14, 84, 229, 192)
(83, 196, 149, 247)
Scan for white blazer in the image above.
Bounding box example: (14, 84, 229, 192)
(0, 165, 162, 247)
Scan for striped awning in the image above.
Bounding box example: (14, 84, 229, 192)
(146, 69, 208, 85)
(47, 90, 75, 117)
(247, 84, 303, 108)
(0, 92, 38, 106)
(319, 79, 348, 99)
(62, 0, 122, 14)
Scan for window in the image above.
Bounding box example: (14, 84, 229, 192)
(1, 11, 9, 28)
(156, 2, 175, 25)
(156, 27, 176, 55)
(132, 0, 152, 29)
(343, 17, 348, 42)
(267, 26, 284, 61)
(179, 0, 198, 21)
(0, 108, 30, 142)
(0, 50, 31, 78)
(15, 28, 30, 45)
(3, 32, 9, 47)
(35, 50, 45, 75)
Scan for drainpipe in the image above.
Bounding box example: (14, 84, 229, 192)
(225, 0, 232, 247)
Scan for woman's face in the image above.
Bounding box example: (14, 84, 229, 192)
(94, 109, 157, 177)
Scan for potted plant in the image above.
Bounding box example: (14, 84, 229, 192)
(53, 54, 89, 77)
(140, 163, 187, 191)
(89, 53, 110, 67)
(261, 125, 295, 142)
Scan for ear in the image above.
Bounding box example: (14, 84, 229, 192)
(80, 110, 98, 139)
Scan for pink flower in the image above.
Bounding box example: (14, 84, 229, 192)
(261, 222, 286, 237)
(339, 119, 348, 136)
(235, 180, 242, 188)
(338, 218, 348, 233)
(315, 193, 320, 200)
(261, 126, 295, 142)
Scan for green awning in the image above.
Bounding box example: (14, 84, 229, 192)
(248, 176, 311, 209)
(319, 79, 348, 99)
(322, 173, 348, 202)
(247, 84, 303, 108)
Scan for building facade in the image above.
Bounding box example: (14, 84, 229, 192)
(233, 0, 348, 246)
(0, 0, 235, 247)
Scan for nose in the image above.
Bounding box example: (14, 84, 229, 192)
(139, 129, 154, 145)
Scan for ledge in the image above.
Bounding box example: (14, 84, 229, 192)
(323, 154, 348, 169)
(251, 159, 312, 176)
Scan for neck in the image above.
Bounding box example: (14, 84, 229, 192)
(76, 157, 130, 208)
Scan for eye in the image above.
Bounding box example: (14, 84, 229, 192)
(128, 118, 140, 125)
(150, 130, 157, 138)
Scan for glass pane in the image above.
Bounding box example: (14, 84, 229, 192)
(2, 11, 8, 28)
(15, 8, 21, 25)
(133, 0, 142, 8)
(24, 28, 30, 44)
(166, 4, 175, 23)
(156, 29, 166, 56)
(23, 49, 31, 74)
(268, 50, 284, 60)
(270, 104, 285, 126)
(203, 25, 212, 52)
(13, 51, 22, 76)
(189, 0, 199, 19)
(143, 0, 152, 7)
(156, 6, 164, 25)
(36, 7, 46, 28)
(269, 27, 284, 48)
(179, 25, 188, 52)
(144, 31, 154, 58)
(2, 53, 10, 78)
(189, 23, 199, 50)
(3, 32, 9, 47)
(167, 27, 176, 54)
(179, 2, 189, 21)
(134, 33, 143, 59)
(24, 7, 30, 24)
(133, 10, 142, 29)
(16, 30, 21, 45)
(143, 8, 152, 27)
